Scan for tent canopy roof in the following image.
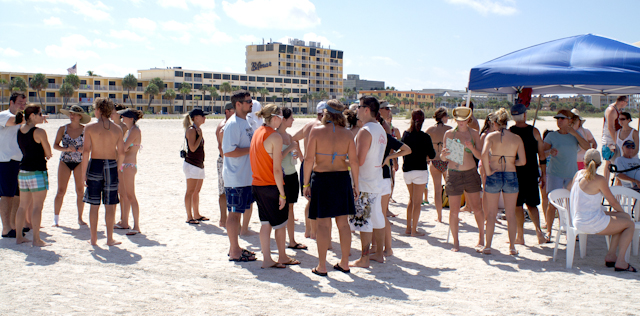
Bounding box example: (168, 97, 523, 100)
(468, 34, 640, 95)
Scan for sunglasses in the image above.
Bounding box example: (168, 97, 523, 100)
(241, 100, 253, 104)
(358, 105, 368, 109)
(625, 144, 636, 149)
(271, 114, 283, 119)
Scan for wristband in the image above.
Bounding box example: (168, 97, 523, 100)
(303, 183, 310, 188)
(539, 159, 547, 165)
(279, 194, 286, 199)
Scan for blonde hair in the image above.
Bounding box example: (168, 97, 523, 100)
(255, 103, 281, 125)
(584, 160, 600, 181)
(494, 107, 510, 128)
(182, 114, 192, 130)
(321, 100, 347, 127)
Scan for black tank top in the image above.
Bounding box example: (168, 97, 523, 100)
(17, 127, 47, 171)
(185, 126, 205, 169)
(509, 124, 539, 175)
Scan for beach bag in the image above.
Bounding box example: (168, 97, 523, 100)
(442, 185, 465, 208)
(180, 138, 187, 159)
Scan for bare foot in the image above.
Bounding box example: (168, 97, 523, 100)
(370, 254, 384, 263)
(304, 232, 311, 238)
(16, 237, 31, 244)
(310, 233, 317, 240)
(52, 224, 59, 227)
(474, 244, 484, 253)
(451, 242, 460, 252)
(349, 257, 370, 268)
(89, 239, 98, 246)
(482, 247, 492, 255)
(240, 230, 257, 236)
(78, 219, 87, 226)
(219, 220, 226, 228)
(411, 231, 426, 237)
(32, 239, 50, 247)
(403, 230, 411, 235)
(436, 218, 443, 223)
(107, 239, 122, 246)
(514, 237, 525, 245)
(537, 233, 549, 244)
(383, 249, 393, 257)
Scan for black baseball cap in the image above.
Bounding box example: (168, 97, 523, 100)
(189, 108, 209, 118)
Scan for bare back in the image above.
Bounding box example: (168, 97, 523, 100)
(307, 123, 353, 172)
(426, 123, 452, 160)
(85, 119, 124, 160)
(483, 129, 525, 173)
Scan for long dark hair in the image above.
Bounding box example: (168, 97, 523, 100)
(408, 109, 425, 132)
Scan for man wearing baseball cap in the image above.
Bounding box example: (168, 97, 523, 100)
(543, 109, 591, 236)
(509, 103, 548, 244)
(615, 140, 640, 188)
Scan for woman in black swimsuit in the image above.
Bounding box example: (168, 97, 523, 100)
(53, 105, 91, 227)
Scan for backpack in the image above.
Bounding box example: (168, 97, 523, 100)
(442, 185, 465, 208)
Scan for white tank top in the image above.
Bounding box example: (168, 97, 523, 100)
(358, 122, 387, 193)
(616, 128, 635, 151)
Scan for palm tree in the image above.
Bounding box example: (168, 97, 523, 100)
(220, 82, 232, 104)
(318, 90, 329, 102)
(199, 85, 209, 107)
(402, 97, 409, 110)
(144, 83, 159, 108)
(249, 87, 258, 99)
(194, 95, 202, 108)
(179, 82, 191, 112)
(59, 83, 74, 109)
(150, 77, 165, 94)
(64, 74, 80, 90)
(280, 88, 290, 107)
(122, 74, 137, 107)
(164, 89, 176, 112)
(435, 97, 443, 108)
(0, 78, 7, 108)
(86, 70, 97, 76)
(9, 77, 27, 92)
(209, 87, 219, 110)
(343, 87, 352, 100)
(29, 73, 47, 106)
(259, 88, 269, 103)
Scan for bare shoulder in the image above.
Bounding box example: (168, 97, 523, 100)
(425, 125, 435, 133)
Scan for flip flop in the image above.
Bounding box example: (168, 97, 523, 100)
(605, 261, 616, 268)
(287, 243, 308, 250)
(614, 264, 637, 272)
(229, 253, 257, 262)
(333, 263, 350, 274)
(227, 249, 256, 257)
(186, 219, 200, 225)
(114, 224, 130, 229)
(282, 258, 301, 265)
(126, 230, 139, 236)
(261, 263, 286, 269)
(311, 268, 328, 277)
(196, 216, 209, 221)
(1, 229, 16, 238)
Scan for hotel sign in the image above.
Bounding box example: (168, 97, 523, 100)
(251, 61, 272, 71)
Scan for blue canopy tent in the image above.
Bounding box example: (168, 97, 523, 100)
(467, 34, 640, 96)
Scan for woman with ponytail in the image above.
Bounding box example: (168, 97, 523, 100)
(569, 148, 636, 272)
(182, 109, 208, 225)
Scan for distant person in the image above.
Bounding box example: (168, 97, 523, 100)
(570, 149, 636, 272)
(183, 109, 208, 225)
(276, 108, 306, 250)
(246, 100, 263, 132)
(223, 90, 256, 262)
(426, 107, 452, 222)
(0, 92, 26, 238)
(112, 104, 129, 229)
(345, 109, 362, 137)
(614, 140, 640, 187)
(461, 100, 480, 131)
(509, 103, 547, 245)
(118, 109, 144, 235)
(15, 105, 52, 246)
(602, 95, 628, 180)
(216, 103, 235, 227)
(379, 101, 401, 204)
(571, 109, 597, 170)
(303, 100, 359, 276)
(441, 107, 484, 252)
(615, 111, 638, 158)
(53, 105, 90, 227)
(81, 97, 125, 246)
(543, 109, 590, 236)
(480, 108, 526, 255)
(401, 109, 435, 236)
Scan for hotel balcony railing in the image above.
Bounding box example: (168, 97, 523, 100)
(194, 77, 203, 82)
(79, 84, 93, 90)
(136, 86, 144, 91)
(185, 77, 192, 82)
(46, 97, 62, 103)
(94, 86, 108, 91)
(47, 83, 60, 89)
(109, 85, 122, 91)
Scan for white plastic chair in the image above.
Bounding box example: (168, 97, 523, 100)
(608, 186, 640, 259)
(548, 188, 605, 269)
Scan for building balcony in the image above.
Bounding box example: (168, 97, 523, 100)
(194, 77, 202, 82)
(184, 77, 192, 82)
(46, 97, 62, 103)
(47, 83, 60, 89)
(108, 85, 122, 91)
(79, 84, 93, 90)
(94, 86, 108, 91)
(136, 86, 144, 91)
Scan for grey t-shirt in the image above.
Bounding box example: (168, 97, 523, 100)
(544, 131, 579, 179)
(615, 156, 640, 182)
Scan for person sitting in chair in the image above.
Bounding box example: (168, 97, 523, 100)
(614, 140, 640, 188)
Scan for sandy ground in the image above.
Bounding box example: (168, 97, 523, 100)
(1, 115, 640, 315)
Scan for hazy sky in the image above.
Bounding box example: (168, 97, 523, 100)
(1, 0, 638, 90)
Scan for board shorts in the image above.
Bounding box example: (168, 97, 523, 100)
(284, 172, 299, 204)
(18, 170, 49, 192)
(349, 191, 385, 233)
(309, 171, 355, 219)
(252, 185, 288, 229)
(83, 159, 119, 205)
(217, 156, 224, 195)
(0, 160, 20, 197)
(446, 168, 482, 196)
(484, 171, 519, 194)
(225, 186, 254, 213)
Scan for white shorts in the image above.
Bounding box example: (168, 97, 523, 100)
(349, 192, 385, 232)
(183, 161, 205, 180)
(382, 178, 392, 196)
(403, 170, 429, 185)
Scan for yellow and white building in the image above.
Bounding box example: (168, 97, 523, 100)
(359, 90, 436, 111)
(245, 39, 344, 99)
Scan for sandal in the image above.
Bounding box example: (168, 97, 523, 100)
(229, 253, 257, 262)
(186, 219, 200, 225)
(311, 268, 327, 277)
(287, 243, 308, 250)
(614, 264, 637, 272)
(196, 216, 209, 221)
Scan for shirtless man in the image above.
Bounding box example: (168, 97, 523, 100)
(350, 96, 387, 267)
(82, 97, 125, 246)
(602, 96, 628, 181)
(216, 103, 235, 227)
(291, 101, 327, 239)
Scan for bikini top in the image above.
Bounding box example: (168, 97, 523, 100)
(453, 127, 475, 154)
(489, 129, 516, 172)
(316, 121, 347, 164)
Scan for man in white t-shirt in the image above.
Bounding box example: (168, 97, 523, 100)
(615, 140, 640, 188)
(246, 100, 263, 132)
(222, 90, 256, 262)
(350, 96, 387, 267)
(1, 92, 27, 238)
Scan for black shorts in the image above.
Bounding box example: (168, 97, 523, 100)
(309, 171, 355, 219)
(0, 160, 20, 197)
(252, 185, 288, 229)
(83, 159, 119, 205)
(515, 170, 540, 207)
(299, 161, 305, 191)
(284, 172, 299, 204)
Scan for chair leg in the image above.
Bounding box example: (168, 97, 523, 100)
(633, 230, 639, 256)
(625, 244, 631, 263)
(446, 226, 450, 244)
(579, 234, 588, 258)
(553, 227, 563, 262)
(605, 235, 611, 250)
(566, 231, 576, 269)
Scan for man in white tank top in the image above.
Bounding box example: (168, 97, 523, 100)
(350, 96, 387, 267)
(602, 96, 628, 180)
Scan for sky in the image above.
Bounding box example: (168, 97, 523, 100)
(1, 0, 639, 91)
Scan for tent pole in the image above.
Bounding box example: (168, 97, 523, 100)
(532, 94, 543, 127)
(465, 89, 471, 107)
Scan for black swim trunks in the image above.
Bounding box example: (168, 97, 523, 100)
(252, 185, 288, 229)
(83, 159, 119, 205)
(284, 172, 299, 204)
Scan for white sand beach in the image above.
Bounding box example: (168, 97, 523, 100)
(1, 115, 639, 315)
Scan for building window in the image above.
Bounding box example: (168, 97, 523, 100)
(330, 89, 333, 93)
(286, 71, 291, 75)
(275, 88, 282, 92)
(175, 71, 183, 77)
(301, 89, 307, 93)
(257, 45, 265, 52)
(267, 87, 274, 92)
(194, 84, 202, 89)
(204, 73, 212, 79)
(302, 72, 306, 76)
(240, 76, 247, 81)
(174, 83, 181, 88)
(293, 98, 300, 102)
(284, 78, 291, 83)
(301, 80, 308, 84)
(275, 78, 282, 83)
(94, 81, 101, 85)
(232, 75, 239, 80)
(292, 88, 299, 93)
(292, 79, 299, 84)
(248, 76, 255, 82)
(213, 73, 221, 79)
(286, 63, 291, 67)
(257, 77, 265, 82)
(109, 94, 116, 98)
(266, 44, 274, 51)
(222, 74, 230, 80)
(194, 73, 202, 78)
(266, 77, 274, 83)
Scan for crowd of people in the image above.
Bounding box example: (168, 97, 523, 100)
(1, 90, 637, 274)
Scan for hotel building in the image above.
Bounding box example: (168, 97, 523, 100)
(1, 68, 311, 114)
(245, 39, 344, 99)
(359, 90, 436, 111)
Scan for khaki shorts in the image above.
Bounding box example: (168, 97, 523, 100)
(446, 168, 482, 196)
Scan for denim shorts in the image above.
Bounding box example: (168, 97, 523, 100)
(225, 186, 254, 213)
(484, 171, 519, 194)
